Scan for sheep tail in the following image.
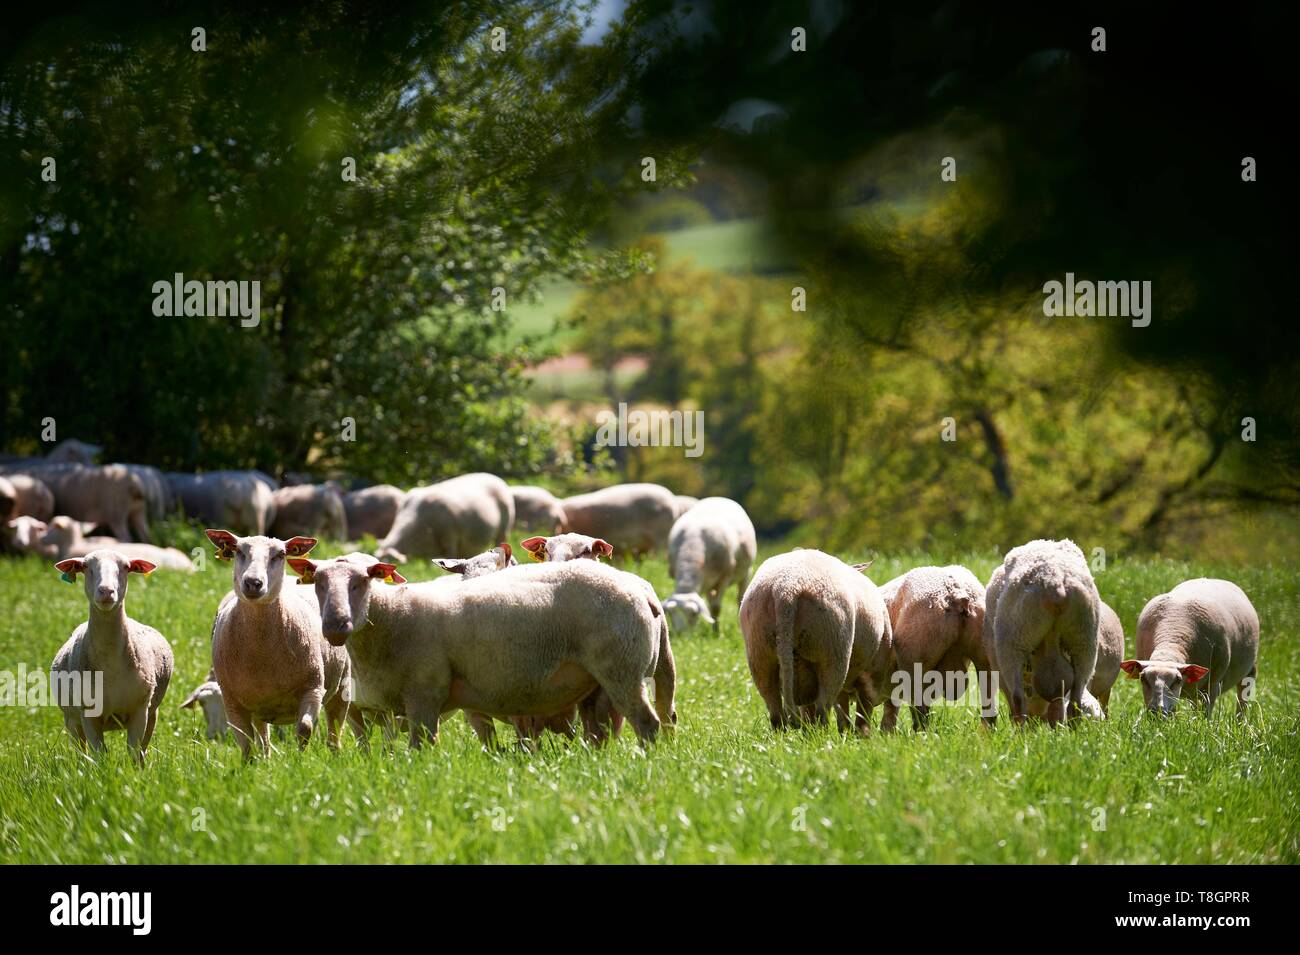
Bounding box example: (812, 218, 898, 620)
(775, 592, 800, 722)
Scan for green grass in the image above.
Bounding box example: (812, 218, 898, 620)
(1, 542, 1296, 864)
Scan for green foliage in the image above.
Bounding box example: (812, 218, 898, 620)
(1, 548, 1295, 863)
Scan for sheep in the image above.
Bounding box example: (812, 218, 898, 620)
(45, 438, 101, 465)
(206, 530, 353, 760)
(50, 550, 174, 764)
(4, 516, 49, 554)
(376, 473, 514, 564)
(1122, 578, 1259, 718)
(342, 484, 404, 540)
(167, 471, 276, 536)
(510, 485, 567, 534)
(876, 565, 992, 731)
(288, 555, 675, 748)
(4, 464, 151, 542)
(1023, 600, 1124, 720)
(671, 495, 699, 519)
(114, 464, 173, 524)
(181, 674, 228, 740)
(0, 474, 55, 521)
(982, 539, 1100, 726)
(518, 533, 613, 563)
(662, 497, 756, 634)
(739, 549, 894, 733)
(432, 543, 517, 578)
(270, 483, 348, 541)
(560, 483, 677, 558)
(39, 516, 194, 571)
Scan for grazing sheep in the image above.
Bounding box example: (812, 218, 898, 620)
(1025, 600, 1124, 720)
(167, 471, 276, 537)
(181, 675, 228, 740)
(40, 516, 194, 571)
(510, 486, 567, 534)
(518, 533, 613, 563)
(739, 549, 894, 733)
(50, 550, 174, 764)
(663, 497, 756, 634)
(561, 483, 677, 558)
(376, 473, 514, 564)
(0, 474, 55, 522)
(877, 565, 992, 731)
(1122, 578, 1259, 718)
(982, 539, 1100, 726)
(4, 464, 151, 542)
(206, 530, 352, 760)
(343, 484, 404, 540)
(4, 516, 49, 555)
(270, 483, 348, 541)
(432, 543, 517, 578)
(289, 555, 675, 748)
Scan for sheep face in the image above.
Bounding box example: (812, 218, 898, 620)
(206, 530, 315, 604)
(54, 550, 154, 611)
(181, 681, 227, 739)
(6, 516, 47, 551)
(519, 533, 613, 563)
(663, 592, 715, 632)
(289, 555, 405, 646)
(1120, 659, 1209, 716)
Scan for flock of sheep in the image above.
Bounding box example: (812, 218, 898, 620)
(1, 441, 1263, 763)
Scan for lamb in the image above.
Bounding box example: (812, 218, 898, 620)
(50, 550, 174, 764)
(206, 530, 353, 760)
(270, 483, 348, 541)
(288, 555, 675, 748)
(518, 533, 613, 563)
(560, 483, 677, 558)
(739, 549, 894, 733)
(40, 516, 194, 571)
(167, 471, 276, 536)
(876, 565, 992, 731)
(342, 484, 404, 540)
(1122, 578, 1259, 718)
(0, 474, 55, 521)
(662, 497, 756, 634)
(376, 472, 514, 564)
(510, 485, 567, 534)
(982, 539, 1100, 726)
(4, 516, 49, 554)
(181, 674, 228, 740)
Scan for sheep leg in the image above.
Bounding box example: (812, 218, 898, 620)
(254, 719, 272, 754)
(296, 690, 324, 749)
(80, 714, 106, 754)
(653, 630, 677, 731)
(405, 693, 445, 749)
(707, 592, 723, 634)
(976, 664, 999, 727)
(63, 711, 87, 747)
(125, 708, 149, 766)
(141, 704, 159, 756)
(323, 693, 348, 751)
(463, 711, 499, 748)
(225, 702, 256, 762)
(997, 648, 1029, 725)
(599, 681, 660, 747)
(1097, 689, 1111, 716)
(345, 706, 370, 752)
(910, 703, 931, 731)
(578, 693, 618, 745)
(1237, 667, 1256, 718)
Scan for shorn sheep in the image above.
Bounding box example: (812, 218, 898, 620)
(663, 497, 756, 634)
(740, 549, 894, 733)
(51, 550, 174, 764)
(982, 539, 1100, 726)
(1122, 578, 1259, 717)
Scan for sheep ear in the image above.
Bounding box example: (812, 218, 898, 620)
(1181, 664, 1210, 683)
(590, 539, 613, 559)
(698, 600, 716, 625)
(127, 559, 156, 576)
(55, 558, 85, 583)
(368, 562, 405, 585)
(852, 560, 874, 572)
(520, 537, 548, 561)
(1119, 660, 1145, 678)
(180, 687, 203, 709)
(287, 557, 317, 583)
(432, 559, 466, 574)
(205, 529, 238, 561)
(498, 542, 512, 562)
(284, 536, 317, 558)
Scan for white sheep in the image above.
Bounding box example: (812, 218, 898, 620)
(50, 550, 174, 764)
(376, 472, 514, 564)
(40, 516, 194, 571)
(739, 549, 894, 733)
(1122, 578, 1259, 717)
(343, 484, 404, 540)
(560, 483, 677, 558)
(662, 497, 756, 634)
(270, 483, 348, 541)
(288, 554, 675, 748)
(518, 532, 613, 563)
(206, 530, 353, 760)
(982, 539, 1100, 726)
(180, 674, 228, 740)
(510, 485, 567, 534)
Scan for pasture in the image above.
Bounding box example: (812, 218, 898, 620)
(1, 540, 1295, 865)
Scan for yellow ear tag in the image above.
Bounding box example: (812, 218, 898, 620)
(529, 550, 545, 562)
(384, 574, 395, 584)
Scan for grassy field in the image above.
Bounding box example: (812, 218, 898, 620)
(1, 540, 1296, 864)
